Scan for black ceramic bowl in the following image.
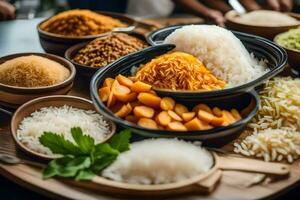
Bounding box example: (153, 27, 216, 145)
(65, 33, 149, 77)
(90, 65, 259, 145)
(37, 11, 138, 56)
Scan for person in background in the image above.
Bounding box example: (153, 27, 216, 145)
(240, 0, 293, 11)
(0, 0, 15, 20)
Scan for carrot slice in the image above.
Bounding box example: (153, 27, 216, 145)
(138, 93, 161, 108)
(198, 119, 214, 130)
(212, 107, 223, 117)
(222, 110, 236, 125)
(115, 103, 132, 118)
(167, 122, 187, 131)
(160, 97, 175, 110)
(116, 74, 133, 87)
(98, 86, 110, 102)
(131, 81, 152, 93)
(174, 104, 189, 117)
(182, 112, 196, 122)
(125, 115, 139, 124)
(193, 104, 212, 113)
(156, 111, 172, 126)
(167, 110, 182, 121)
(211, 116, 225, 126)
(231, 109, 241, 121)
(138, 118, 158, 129)
(133, 106, 155, 118)
(110, 102, 125, 113)
(198, 110, 214, 123)
(107, 90, 116, 108)
(112, 80, 131, 96)
(115, 92, 137, 102)
(184, 118, 202, 131)
(103, 78, 115, 88)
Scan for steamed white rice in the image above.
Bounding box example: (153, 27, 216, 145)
(102, 138, 213, 185)
(164, 25, 268, 87)
(17, 105, 109, 156)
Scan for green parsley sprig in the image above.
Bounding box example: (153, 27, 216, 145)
(39, 127, 131, 181)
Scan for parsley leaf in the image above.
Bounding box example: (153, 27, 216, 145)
(71, 127, 95, 154)
(109, 129, 131, 152)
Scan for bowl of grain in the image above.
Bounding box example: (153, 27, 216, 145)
(37, 9, 142, 56)
(65, 32, 149, 77)
(225, 10, 300, 39)
(0, 53, 76, 107)
(10, 95, 116, 160)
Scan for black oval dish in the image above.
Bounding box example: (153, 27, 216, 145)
(65, 33, 149, 77)
(37, 11, 137, 56)
(90, 45, 260, 146)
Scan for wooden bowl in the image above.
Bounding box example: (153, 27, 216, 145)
(65, 33, 148, 77)
(225, 10, 300, 39)
(274, 35, 300, 75)
(0, 53, 76, 108)
(10, 95, 116, 160)
(37, 11, 139, 56)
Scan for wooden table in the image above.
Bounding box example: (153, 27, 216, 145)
(1, 18, 300, 200)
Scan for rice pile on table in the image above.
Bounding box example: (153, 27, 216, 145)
(17, 105, 109, 156)
(0, 55, 70, 87)
(234, 77, 300, 163)
(135, 51, 226, 91)
(102, 138, 213, 184)
(164, 25, 268, 87)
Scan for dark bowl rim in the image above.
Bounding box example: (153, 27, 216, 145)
(90, 68, 260, 137)
(0, 52, 76, 93)
(225, 10, 300, 29)
(145, 27, 287, 97)
(37, 11, 136, 40)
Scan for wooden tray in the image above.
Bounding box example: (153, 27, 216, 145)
(1, 75, 300, 200)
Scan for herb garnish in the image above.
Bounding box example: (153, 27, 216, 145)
(39, 127, 131, 181)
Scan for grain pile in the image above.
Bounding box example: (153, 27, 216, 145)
(0, 55, 70, 87)
(40, 9, 127, 36)
(73, 33, 148, 68)
(134, 52, 226, 91)
(234, 77, 300, 163)
(276, 27, 300, 52)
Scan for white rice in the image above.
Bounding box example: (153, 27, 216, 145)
(102, 138, 213, 185)
(17, 105, 109, 156)
(164, 25, 268, 87)
(234, 128, 300, 163)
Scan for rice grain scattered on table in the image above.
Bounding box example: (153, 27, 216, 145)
(73, 33, 148, 68)
(0, 55, 70, 87)
(164, 25, 268, 87)
(102, 138, 213, 184)
(135, 51, 226, 91)
(40, 9, 127, 36)
(17, 105, 109, 156)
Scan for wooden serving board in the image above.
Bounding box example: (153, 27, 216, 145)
(1, 76, 300, 200)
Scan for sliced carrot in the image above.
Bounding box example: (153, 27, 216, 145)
(112, 80, 131, 96)
(198, 110, 214, 123)
(182, 112, 196, 122)
(115, 103, 132, 118)
(211, 116, 225, 126)
(128, 76, 137, 82)
(98, 86, 110, 102)
(174, 104, 189, 117)
(160, 97, 175, 110)
(133, 106, 155, 118)
(149, 90, 157, 96)
(222, 110, 236, 125)
(167, 110, 182, 121)
(125, 115, 139, 124)
(110, 102, 125, 113)
(167, 122, 187, 131)
(103, 78, 115, 88)
(212, 107, 223, 117)
(231, 109, 241, 121)
(130, 81, 152, 93)
(116, 74, 133, 87)
(137, 93, 161, 108)
(184, 118, 202, 131)
(115, 92, 137, 102)
(107, 90, 116, 108)
(138, 118, 158, 129)
(198, 119, 214, 130)
(193, 104, 212, 113)
(156, 111, 172, 126)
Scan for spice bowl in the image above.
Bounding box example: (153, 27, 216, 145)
(65, 33, 148, 77)
(225, 10, 300, 39)
(0, 53, 76, 108)
(10, 95, 116, 160)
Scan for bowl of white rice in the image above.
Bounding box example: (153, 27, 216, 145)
(10, 95, 116, 159)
